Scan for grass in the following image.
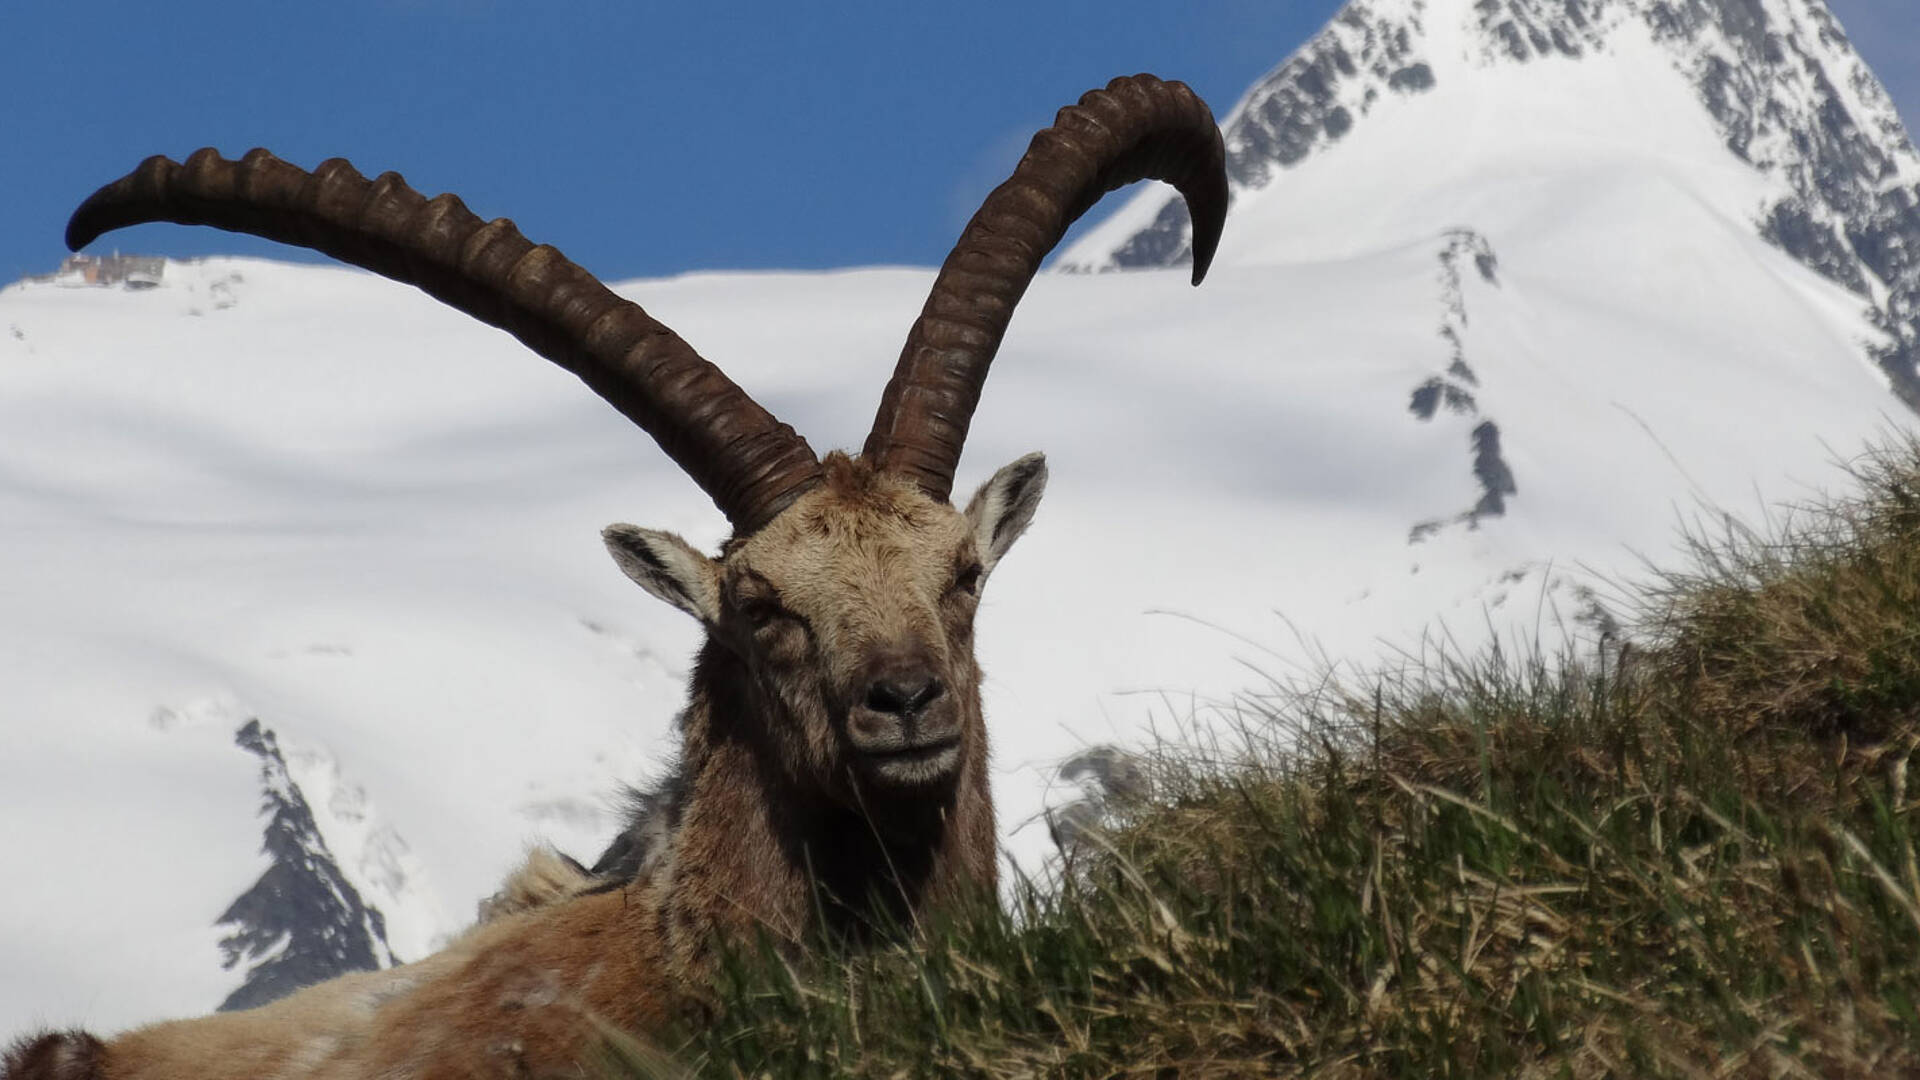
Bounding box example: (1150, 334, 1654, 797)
(619, 438, 1920, 1078)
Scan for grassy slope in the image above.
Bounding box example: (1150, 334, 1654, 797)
(625, 440, 1920, 1079)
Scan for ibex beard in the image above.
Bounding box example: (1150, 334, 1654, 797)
(6, 73, 1228, 1079)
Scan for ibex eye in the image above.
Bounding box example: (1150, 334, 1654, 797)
(738, 597, 785, 627)
(951, 563, 984, 597)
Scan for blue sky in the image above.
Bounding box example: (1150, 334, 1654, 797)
(4, 1, 1914, 288)
(1, 1, 1336, 286)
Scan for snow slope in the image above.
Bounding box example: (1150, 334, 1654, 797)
(3, 0, 1916, 1038)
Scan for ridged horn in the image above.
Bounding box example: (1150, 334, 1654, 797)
(67, 148, 822, 535)
(863, 73, 1229, 504)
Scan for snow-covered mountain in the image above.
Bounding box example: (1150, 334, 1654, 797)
(1064, 0, 1920, 404)
(3, 0, 1915, 1038)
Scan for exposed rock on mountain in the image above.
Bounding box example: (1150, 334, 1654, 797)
(1408, 229, 1515, 539)
(216, 720, 396, 1012)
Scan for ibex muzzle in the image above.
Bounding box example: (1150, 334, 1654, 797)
(853, 643, 956, 777)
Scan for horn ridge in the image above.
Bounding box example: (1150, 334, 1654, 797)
(67, 148, 820, 533)
(864, 73, 1228, 504)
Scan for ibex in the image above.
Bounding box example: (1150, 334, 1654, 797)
(4, 74, 1227, 1080)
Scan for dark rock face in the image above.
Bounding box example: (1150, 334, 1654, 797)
(1470, 420, 1519, 516)
(215, 720, 395, 1012)
(1093, 0, 1920, 404)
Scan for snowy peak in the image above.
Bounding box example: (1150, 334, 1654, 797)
(1063, 0, 1920, 401)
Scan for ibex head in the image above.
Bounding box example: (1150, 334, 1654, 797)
(607, 450, 1045, 794)
(65, 72, 1226, 813)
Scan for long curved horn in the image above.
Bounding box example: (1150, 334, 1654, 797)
(68, 149, 821, 534)
(864, 73, 1228, 504)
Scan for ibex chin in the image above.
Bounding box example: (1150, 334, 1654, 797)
(4, 74, 1227, 1080)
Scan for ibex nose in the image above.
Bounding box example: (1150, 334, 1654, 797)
(864, 669, 944, 719)
(851, 649, 960, 785)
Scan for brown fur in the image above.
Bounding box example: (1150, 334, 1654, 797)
(3, 1034, 104, 1080)
(9, 453, 1039, 1080)
(474, 847, 595, 925)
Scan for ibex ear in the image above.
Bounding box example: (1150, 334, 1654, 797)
(602, 525, 722, 625)
(964, 452, 1048, 577)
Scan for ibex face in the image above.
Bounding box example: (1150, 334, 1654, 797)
(605, 451, 1046, 794)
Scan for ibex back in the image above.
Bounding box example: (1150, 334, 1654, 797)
(4, 74, 1228, 1080)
